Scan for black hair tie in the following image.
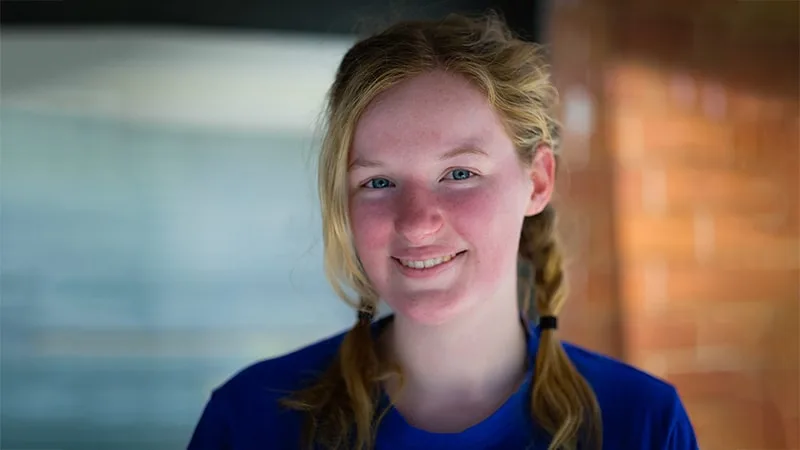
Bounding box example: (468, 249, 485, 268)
(357, 308, 374, 325)
(539, 315, 558, 330)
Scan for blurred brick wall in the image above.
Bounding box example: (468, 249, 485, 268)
(548, 1, 799, 449)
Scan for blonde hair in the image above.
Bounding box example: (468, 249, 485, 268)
(281, 12, 602, 450)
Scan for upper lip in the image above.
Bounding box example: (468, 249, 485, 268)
(392, 247, 466, 261)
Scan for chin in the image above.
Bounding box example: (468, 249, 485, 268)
(386, 289, 472, 327)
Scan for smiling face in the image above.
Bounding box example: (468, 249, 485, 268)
(347, 70, 553, 325)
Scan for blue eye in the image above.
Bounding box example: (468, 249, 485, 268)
(364, 177, 394, 189)
(446, 168, 475, 181)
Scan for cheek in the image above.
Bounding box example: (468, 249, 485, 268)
(349, 198, 394, 260)
(447, 179, 525, 274)
(443, 181, 527, 257)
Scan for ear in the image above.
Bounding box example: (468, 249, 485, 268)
(524, 145, 556, 217)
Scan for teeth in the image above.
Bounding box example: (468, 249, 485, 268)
(400, 253, 457, 269)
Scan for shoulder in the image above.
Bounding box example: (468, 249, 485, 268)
(561, 341, 677, 408)
(561, 342, 699, 449)
(187, 329, 347, 450)
(220, 329, 346, 397)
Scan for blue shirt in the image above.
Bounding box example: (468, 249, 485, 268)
(188, 316, 699, 449)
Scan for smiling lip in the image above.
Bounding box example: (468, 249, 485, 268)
(392, 250, 466, 278)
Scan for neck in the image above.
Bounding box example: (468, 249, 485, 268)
(380, 287, 528, 430)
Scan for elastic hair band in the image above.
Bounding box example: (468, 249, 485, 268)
(539, 315, 558, 330)
(357, 308, 374, 325)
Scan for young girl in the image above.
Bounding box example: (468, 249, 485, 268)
(188, 13, 699, 450)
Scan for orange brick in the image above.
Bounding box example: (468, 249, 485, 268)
(616, 167, 796, 216)
(760, 300, 800, 372)
(713, 213, 799, 267)
(728, 87, 800, 124)
(621, 266, 799, 304)
(671, 373, 797, 450)
(557, 211, 617, 268)
(582, 269, 617, 305)
(604, 62, 671, 112)
(611, 114, 736, 168)
(693, 301, 791, 366)
(561, 303, 622, 357)
(754, 116, 800, 170)
(616, 215, 694, 262)
(555, 168, 615, 204)
(617, 213, 800, 267)
(683, 396, 791, 450)
(562, 263, 617, 306)
(763, 369, 800, 449)
(671, 371, 762, 401)
(626, 311, 697, 353)
(731, 118, 800, 175)
(639, 116, 733, 163)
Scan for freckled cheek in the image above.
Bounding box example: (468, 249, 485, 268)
(441, 187, 524, 265)
(441, 187, 520, 235)
(349, 198, 395, 254)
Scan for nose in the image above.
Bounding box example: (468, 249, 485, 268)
(394, 187, 444, 244)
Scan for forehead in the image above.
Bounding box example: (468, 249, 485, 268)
(351, 71, 509, 160)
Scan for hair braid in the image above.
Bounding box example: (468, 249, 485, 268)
(519, 206, 603, 450)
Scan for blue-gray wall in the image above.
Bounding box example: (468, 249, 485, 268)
(1, 107, 356, 449)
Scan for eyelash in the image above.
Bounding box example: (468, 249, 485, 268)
(361, 168, 477, 189)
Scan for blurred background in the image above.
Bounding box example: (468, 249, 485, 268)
(0, 0, 797, 449)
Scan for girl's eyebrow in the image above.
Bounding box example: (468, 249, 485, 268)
(349, 156, 382, 170)
(438, 146, 489, 161)
(349, 144, 489, 170)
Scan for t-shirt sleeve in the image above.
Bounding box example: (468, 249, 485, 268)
(664, 388, 700, 450)
(187, 390, 231, 450)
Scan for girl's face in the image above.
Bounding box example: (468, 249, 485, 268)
(348, 71, 554, 325)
